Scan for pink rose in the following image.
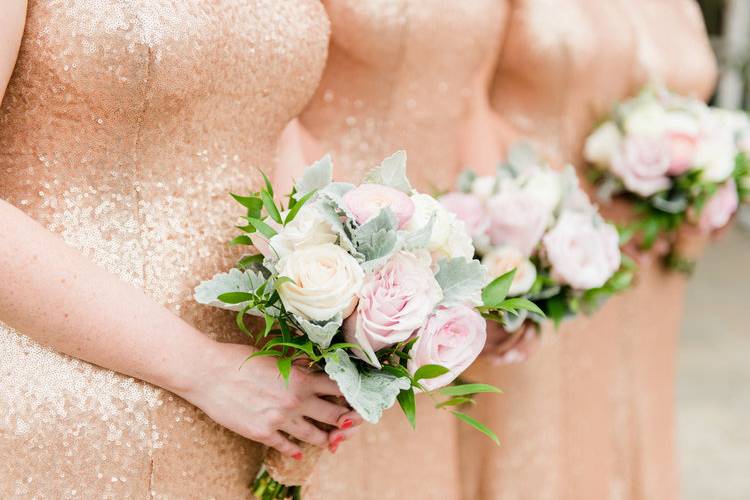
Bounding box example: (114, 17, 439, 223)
(543, 211, 621, 290)
(665, 131, 699, 175)
(699, 179, 739, 232)
(407, 305, 487, 391)
(611, 135, 671, 196)
(343, 184, 415, 228)
(486, 187, 551, 256)
(344, 251, 443, 367)
(440, 192, 489, 238)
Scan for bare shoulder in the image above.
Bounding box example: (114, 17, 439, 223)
(0, 0, 27, 98)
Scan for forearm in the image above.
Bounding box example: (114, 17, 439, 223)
(0, 199, 217, 393)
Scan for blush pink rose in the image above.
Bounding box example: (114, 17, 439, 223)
(407, 305, 487, 391)
(611, 135, 671, 196)
(486, 187, 551, 256)
(440, 192, 489, 238)
(342, 184, 415, 228)
(665, 131, 699, 175)
(699, 179, 739, 232)
(542, 211, 621, 290)
(344, 251, 443, 367)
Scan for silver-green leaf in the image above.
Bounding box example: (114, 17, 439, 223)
(295, 154, 333, 199)
(323, 349, 411, 423)
(194, 268, 267, 312)
(434, 257, 486, 307)
(363, 151, 412, 193)
(294, 313, 342, 349)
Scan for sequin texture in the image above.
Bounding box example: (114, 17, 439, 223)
(0, 1, 329, 497)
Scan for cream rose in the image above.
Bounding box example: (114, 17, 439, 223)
(344, 251, 443, 367)
(523, 167, 564, 214)
(664, 111, 701, 175)
(407, 305, 487, 391)
(405, 193, 474, 261)
(693, 127, 737, 183)
(542, 211, 621, 290)
(481, 246, 537, 296)
(584, 121, 622, 166)
(471, 175, 497, 202)
(276, 243, 364, 322)
(269, 204, 338, 259)
(623, 100, 668, 137)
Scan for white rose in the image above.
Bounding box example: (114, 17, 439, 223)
(269, 203, 338, 259)
(405, 193, 475, 261)
(276, 243, 364, 322)
(694, 133, 736, 183)
(584, 121, 622, 166)
(523, 167, 563, 214)
(543, 211, 621, 290)
(481, 246, 537, 296)
(623, 100, 668, 137)
(471, 175, 497, 202)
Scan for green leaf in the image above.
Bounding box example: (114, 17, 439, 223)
(260, 190, 282, 224)
(246, 350, 282, 360)
(438, 383, 502, 397)
(262, 314, 275, 338)
(247, 217, 277, 239)
(231, 194, 263, 218)
(363, 151, 412, 193)
(397, 388, 416, 429)
(237, 253, 264, 269)
(284, 189, 317, 225)
(482, 269, 516, 308)
(499, 297, 545, 317)
(235, 305, 254, 338)
(295, 155, 333, 198)
(218, 292, 255, 304)
(229, 235, 254, 246)
(277, 357, 292, 386)
(450, 410, 500, 445)
(260, 170, 274, 197)
(435, 397, 475, 409)
(413, 364, 450, 382)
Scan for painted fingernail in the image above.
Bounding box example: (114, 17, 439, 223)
(292, 452, 303, 461)
(329, 442, 339, 454)
(340, 418, 353, 430)
(331, 434, 344, 445)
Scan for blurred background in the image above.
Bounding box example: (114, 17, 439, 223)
(679, 2, 750, 498)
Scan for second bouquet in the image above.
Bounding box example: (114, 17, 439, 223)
(195, 152, 539, 498)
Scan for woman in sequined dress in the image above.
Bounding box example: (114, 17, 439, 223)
(0, 2, 361, 498)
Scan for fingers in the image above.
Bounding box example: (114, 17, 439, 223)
(309, 373, 343, 396)
(301, 397, 351, 427)
(281, 418, 329, 447)
(336, 410, 363, 430)
(262, 431, 303, 460)
(328, 426, 358, 454)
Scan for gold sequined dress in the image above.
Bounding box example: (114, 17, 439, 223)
(0, 1, 329, 498)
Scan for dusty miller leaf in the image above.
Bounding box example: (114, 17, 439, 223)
(194, 268, 267, 312)
(400, 212, 434, 251)
(352, 208, 399, 265)
(363, 151, 412, 193)
(434, 257, 486, 307)
(324, 349, 411, 423)
(295, 155, 333, 199)
(294, 313, 342, 349)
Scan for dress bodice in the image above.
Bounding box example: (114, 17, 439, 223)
(0, 1, 329, 497)
(490, 0, 717, 164)
(299, 0, 507, 189)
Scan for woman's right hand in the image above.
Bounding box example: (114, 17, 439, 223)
(174, 341, 362, 459)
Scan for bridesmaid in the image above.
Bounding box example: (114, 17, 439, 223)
(285, 1, 509, 498)
(0, 1, 359, 497)
(459, 1, 716, 499)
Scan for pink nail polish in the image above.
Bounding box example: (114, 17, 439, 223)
(292, 452, 303, 461)
(340, 418, 353, 430)
(329, 442, 339, 454)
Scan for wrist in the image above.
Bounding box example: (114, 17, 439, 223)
(150, 327, 223, 398)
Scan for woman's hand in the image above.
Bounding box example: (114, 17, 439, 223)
(175, 341, 362, 459)
(482, 321, 540, 365)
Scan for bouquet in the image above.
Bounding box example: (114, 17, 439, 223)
(440, 144, 633, 362)
(194, 152, 540, 498)
(584, 85, 750, 272)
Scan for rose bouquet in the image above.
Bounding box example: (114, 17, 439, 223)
(195, 152, 539, 498)
(584, 85, 750, 272)
(441, 144, 633, 362)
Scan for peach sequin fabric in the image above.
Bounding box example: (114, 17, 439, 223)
(0, 1, 328, 497)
